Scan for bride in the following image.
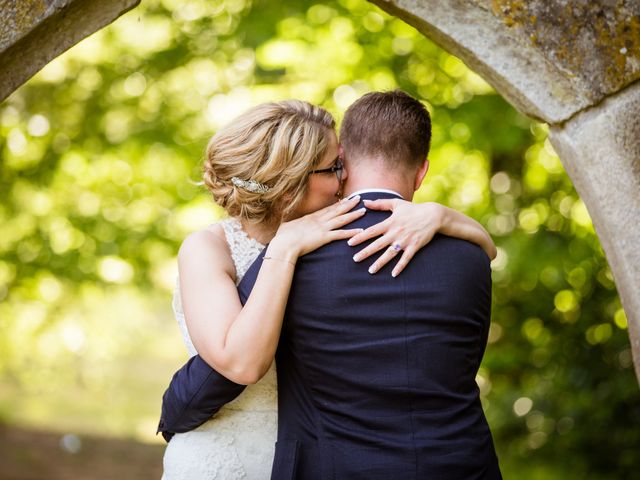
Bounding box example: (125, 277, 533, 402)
(161, 99, 496, 479)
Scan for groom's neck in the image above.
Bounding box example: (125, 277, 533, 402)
(343, 158, 414, 200)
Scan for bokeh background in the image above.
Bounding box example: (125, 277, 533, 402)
(1, 0, 639, 478)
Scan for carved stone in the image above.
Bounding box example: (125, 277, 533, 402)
(370, 0, 640, 123)
(0, 0, 140, 102)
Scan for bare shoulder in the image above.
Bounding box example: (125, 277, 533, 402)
(178, 224, 234, 275)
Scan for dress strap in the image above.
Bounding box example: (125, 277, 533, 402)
(219, 218, 265, 285)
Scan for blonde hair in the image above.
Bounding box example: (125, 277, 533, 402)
(203, 100, 335, 224)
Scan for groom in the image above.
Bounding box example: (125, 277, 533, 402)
(159, 90, 501, 479)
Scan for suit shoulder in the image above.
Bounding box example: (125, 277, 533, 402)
(429, 234, 491, 268)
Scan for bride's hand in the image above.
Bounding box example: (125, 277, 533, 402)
(347, 199, 444, 277)
(348, 198, 497, 277)
(268, 195, 365, 260)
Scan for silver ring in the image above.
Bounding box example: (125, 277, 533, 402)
(391, 243, 402, 252)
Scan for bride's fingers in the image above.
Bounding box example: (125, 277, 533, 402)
(391, 247, 418, 277)
(329, 228, 364, 241)
(321, 195, 360, 219)
(351, 234, 394, 262)
(328, 207, 366, 229)
(362, 198, 398, 211)
(366, 244, 401, 274)
(347, 220, 389, 247)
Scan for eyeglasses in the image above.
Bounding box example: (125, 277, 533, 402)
(310, 157, 344, 183)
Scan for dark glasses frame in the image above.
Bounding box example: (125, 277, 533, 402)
(310, 157, 344, 182)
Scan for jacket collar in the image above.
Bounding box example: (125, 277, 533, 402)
(346, 188, 404, 200)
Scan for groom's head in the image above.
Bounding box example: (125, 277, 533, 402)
(339, 90, 432, 197)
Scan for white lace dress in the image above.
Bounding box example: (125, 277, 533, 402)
(162, 218, 277, 480)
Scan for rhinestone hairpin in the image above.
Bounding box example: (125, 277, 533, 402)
(231, 176, 271, 194)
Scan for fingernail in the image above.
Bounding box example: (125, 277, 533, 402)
(353, 254, 361, 262)
(347, 238, 355, 246)
(391, 271, 398, 278)
(368, 265, 377, 274)
(358, 208, 366, 213)
(353, 195, 360, 201)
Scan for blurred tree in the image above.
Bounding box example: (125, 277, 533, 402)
(0, 0, 638, 477)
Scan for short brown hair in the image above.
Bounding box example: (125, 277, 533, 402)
(203, 100, 335, 224)
(339, 90, 431, 168)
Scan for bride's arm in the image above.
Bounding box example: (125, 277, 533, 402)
(347, 198, 496, 277)
(180, 197, 365, 385)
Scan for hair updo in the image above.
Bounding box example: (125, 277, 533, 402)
(203, 100, 335, 224)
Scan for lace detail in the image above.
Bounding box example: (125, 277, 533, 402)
(219, 218, 266, 285)
(165, 218, 276, 479)
(172, 281, 197, 357)
(162, 400, 277, 480)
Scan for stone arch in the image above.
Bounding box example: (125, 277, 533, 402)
(0, 0, 140, 102)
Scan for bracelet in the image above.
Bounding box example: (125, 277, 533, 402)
(263, 255, 296, 266)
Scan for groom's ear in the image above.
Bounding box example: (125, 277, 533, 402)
(414, 158, 429, 191)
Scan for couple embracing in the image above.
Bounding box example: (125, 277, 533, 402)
(158, 90, 502, 479)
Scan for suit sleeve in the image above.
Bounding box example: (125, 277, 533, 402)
(157, 354, 246, 442)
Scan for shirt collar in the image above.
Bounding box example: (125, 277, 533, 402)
(347, 188, 404, 200)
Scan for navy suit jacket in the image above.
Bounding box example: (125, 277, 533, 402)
(159, 192, 501, 479)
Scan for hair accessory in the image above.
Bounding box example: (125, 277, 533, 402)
(231, 177, 271, 193)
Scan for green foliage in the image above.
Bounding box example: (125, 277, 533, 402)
(0, 0, 638, 476)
